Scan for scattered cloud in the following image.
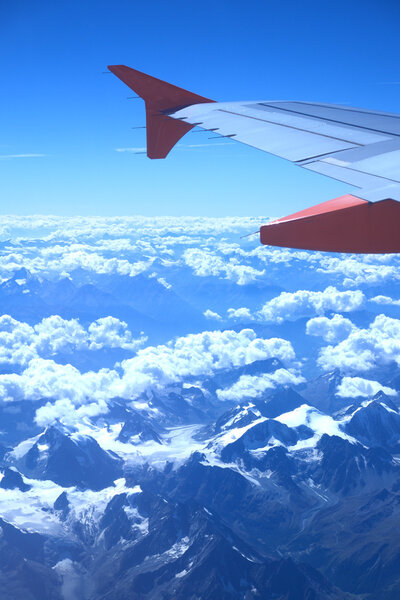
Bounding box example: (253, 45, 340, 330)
(227, 307, 253, 320)
(183, 248, 265, 285)
(306, 314, 356, 343)
(216, 369, 305, 401)
(258, 287, 364, 324)
(204, 309, 222, 320)
(0, 327, 296, 427)
(336, 376, 397, 398)
(317, 256, 400, 287)
(0, 314, 146, 367)
(117, 329, 296, 400)
(371, 295, 400, 307)
(318, 314, 400, 373)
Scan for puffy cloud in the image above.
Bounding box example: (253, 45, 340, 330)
(33, 252, 149, 279)
(318, 314, 400, 373)
(0, 358, 118, 406)
(227, 307, 253, 320)
(34, 316, 87, 355)
(317, 256, 400, 287)
(117, 329, 296, 399)
(216, 369, 305, 401)
(336, 376, 397, 398)
(258, 286, 364, 324)
(183, 249, 229, 278)
(204, 309, 223, 320)
(371, 295, 400, 307)
(3, 215, 400, 429)
(35, 397, 110, 427)
(183, 248, 265, 285)
(0, 329, 296, 427)
(0, 316, 37, 366)
(0, 314, 145, 367)
(306, 314, 355, 343)
(88, 317, 147, 351)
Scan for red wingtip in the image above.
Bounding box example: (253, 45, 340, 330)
(260, 195, 400, 254)
(108, 65, 214, 158)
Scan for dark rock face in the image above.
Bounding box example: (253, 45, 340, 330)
(86, 493, 347, 600)
(0, 467, 31, 491)
(311, 434, 396, 495)
(117, 412, 163, 444)
(257, 387, 307, 418)
(15, 426, 122, 490)
(0, 519, 62, 600)
(345, 395, 400, 448)
(301, 370, 348, 414)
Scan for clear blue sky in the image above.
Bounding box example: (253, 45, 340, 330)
(1, 0, 400, 216)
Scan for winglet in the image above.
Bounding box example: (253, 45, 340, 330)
(108, 65, 214, 158)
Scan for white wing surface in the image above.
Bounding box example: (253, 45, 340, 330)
(171, 100, 400, 203)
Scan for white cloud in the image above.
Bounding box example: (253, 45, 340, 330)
(258, 286, 364, 324)
(227, 307, 253, 320)
(371, 295, 400, 306)
(318, 314, 400, 373)
(0, 358, 118, 407)
(0, 316, 37, 366)
(306, 314, 355, 343)
(34, 316, 87, 355)
(336, 376, 397, 398)
(88, 317, 147, 351)
(156, 277, 172, 289)
(0, 329, 296, 427)
(317, 256, 400, 287)
(0, 215, 269, 281)
(204, 309, 222, 320)
(183, 248, 265, 285)
(0, 249, 154, 280)
(0, 314, 145, 367)
(117, 329, 296, 399)
(216, 369, 305, 401)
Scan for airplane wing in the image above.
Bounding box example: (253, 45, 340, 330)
(108, 65, 400, 254)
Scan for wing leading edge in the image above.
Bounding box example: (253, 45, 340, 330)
(108, 64, 400, 254)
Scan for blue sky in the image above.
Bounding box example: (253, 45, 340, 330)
(1, 0, 400, 216)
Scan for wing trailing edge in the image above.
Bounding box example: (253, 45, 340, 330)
(107, 65, 213, 158)
(260, 195, 400, 253)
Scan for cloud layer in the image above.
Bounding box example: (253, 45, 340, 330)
(0, 328, 296, 427)
(0, 315, 146, 367)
